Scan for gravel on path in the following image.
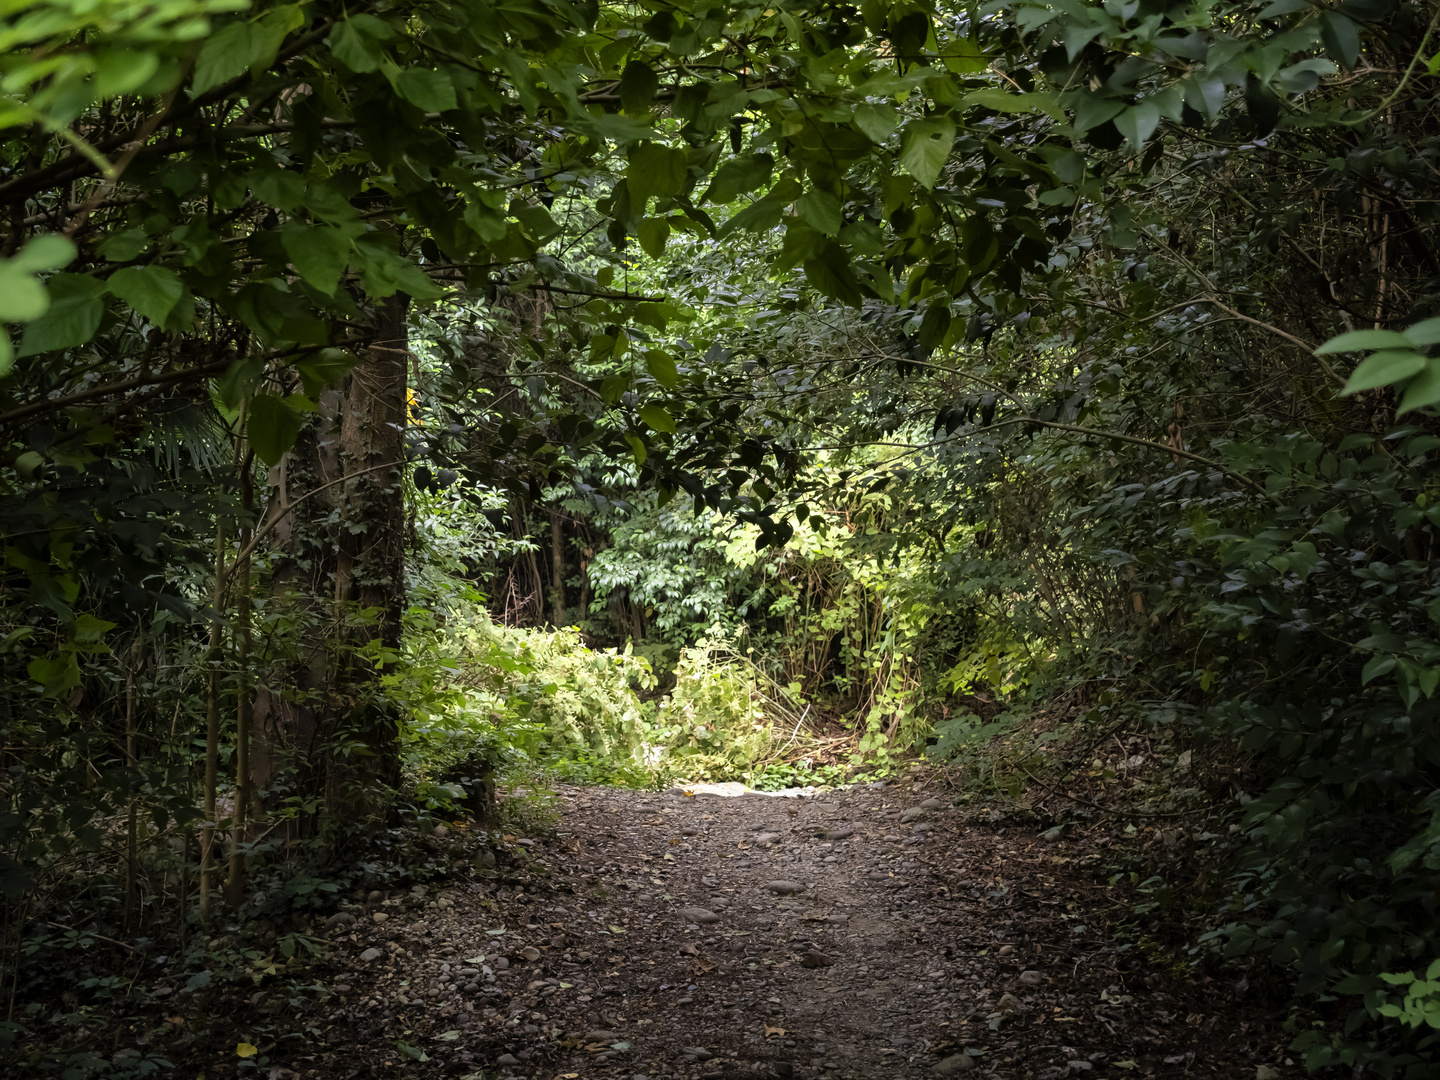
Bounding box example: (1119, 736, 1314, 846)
(313, 778, 1293, 1079)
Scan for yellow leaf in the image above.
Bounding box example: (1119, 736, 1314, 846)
(765, 1025, 787, 1037)
(236, 1042, 258, 1058)
(609, 925, 626, 933)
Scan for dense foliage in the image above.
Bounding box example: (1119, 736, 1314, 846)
(2, 0, 1439, 1073)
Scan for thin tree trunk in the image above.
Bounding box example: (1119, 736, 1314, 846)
(226, 451, 254, 910)
(198, 523, 225, 924)
(122, 634, 141, 933)
(549, 509, 566, 627)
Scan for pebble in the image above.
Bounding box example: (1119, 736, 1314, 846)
(1018, 970, 1043, 986)
(496, 1053, 519, 1066)
(822, 827, 855, 841)
(756, 832, 782, 845)
(371, 912, 389, 923)
(324, 911, 357, 930)
(586, 1029, 622, 1042)
(765, 880, 805, 895)
(521, 946, 541, 961)
(682, 1046, 714, 1060)
(998, 992, 1022, 1013)
(900, 807, 925, 823)
(883, 834, 904, 842)
(919, 798, 946, 809)
(679, 906, 721, 924)
(1041, 826, 1064, 842)
(931, 1053, 974, 1074)
(493, 957, 509, 970)
(360, 947, 383, 962)
(800, 950, 834, 968)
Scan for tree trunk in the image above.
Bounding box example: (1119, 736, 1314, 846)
(548, 508, 566, 627)
(249, 295, 410, 838)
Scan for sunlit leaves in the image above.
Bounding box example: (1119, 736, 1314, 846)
(638, 403, 676, 433)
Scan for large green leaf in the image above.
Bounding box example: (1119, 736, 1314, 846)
(1316, 329, 1412, 354)
(645, 349, 678, 388)
(17, 274, 104, 357)
(627, 142, 688, 208)
(619, 60, 659, 114)
(638, 403, 676, 433)
(247, 394, 310, 466)
(898, 118, 955, 190)
(395, 67, 457, 112)
(282, 223, 353, 295)
(702, 154, 774, 204)
(1341, 350, 1427, 395)
(108, 265, 188, 328)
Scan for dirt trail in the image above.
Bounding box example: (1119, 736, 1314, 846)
(328, 778, 1291, 1079)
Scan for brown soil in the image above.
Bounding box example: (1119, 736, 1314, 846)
(293, 778, 1294, 1080)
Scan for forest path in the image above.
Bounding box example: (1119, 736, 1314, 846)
(333, 777, 1291, 1079)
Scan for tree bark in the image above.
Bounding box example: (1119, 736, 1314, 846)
(549, 508, 566, 627)
(249, 295, 410, 838)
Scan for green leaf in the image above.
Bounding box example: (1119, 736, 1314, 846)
(898, 118, 956, 190)
(1362, 654, 1397, 684)
(623, 432, 647, 465)
(853, 103, 898, 143)
(192, 21, 252, 95)
(330, 18, 386, 73)
(1398, 362, 1440, 415)
(627, 142, 688, 208)
(355, 244, 445, 301)
(636, 217, 669, 257)
(295, 349, 359, 396)
(395, 68, 456, 112)
(1316, 328, 1413, 354)
(1071, 92, 1125, 135)
(803, 254, 865, 305)
(638, 403, 676, 433)
(282, 223, 353, 295)
(796, 190, 843, 236)
(17, 274, 104, 357)
(217, 357, 266, 409)
(0, 234, 76, 324)
(28, 654, 80, 695)
(94, 50, 160, 98)
(247, 394, 310, 465)
(703, 154, 774, 204)
(0, 267, 51, 323)
(962, 88, 1063, 119)
(942, 36, 988, 74)
(1320, 11, 1360, 69)
(12, 235, 76, 274)
(1403, 317, 1440, 347)
(619, 60, 659, 115)
(645, 349, 678, 388)
(1342, 350, 1428, 394)
(108, 265, 186, 327)
(1114, 101, 1160, 147)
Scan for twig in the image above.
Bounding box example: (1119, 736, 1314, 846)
(1018, 765, 1194, 820)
